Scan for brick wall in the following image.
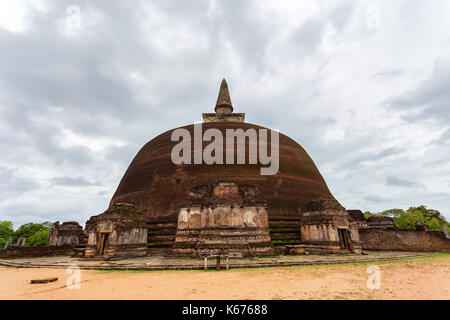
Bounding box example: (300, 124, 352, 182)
(359, 229, 450, 252)
(0, 245, 73, 258)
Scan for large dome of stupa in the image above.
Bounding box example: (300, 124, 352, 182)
(110, 121, 342, 219)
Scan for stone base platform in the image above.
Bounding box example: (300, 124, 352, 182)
(0, 251, 435, 271)
(173, 228, 274, 257)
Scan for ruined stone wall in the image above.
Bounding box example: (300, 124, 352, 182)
(47, 221, 83, 246)
(0, 245, 73, 258)
(299, 201, 362, 254)
(84, 203, 148, 258)
(366, 216, 396, 229)
(173, 182, 274, 256)
(174, 204, 273, 256)
(359, 229, 450, 252)
(177, 204, 269, 230)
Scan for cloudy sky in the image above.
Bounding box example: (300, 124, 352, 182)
(1, 0, 449, 228)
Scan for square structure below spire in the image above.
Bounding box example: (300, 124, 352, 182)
(202, 112, 245, 123)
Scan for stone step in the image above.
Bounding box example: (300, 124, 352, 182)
(269, 216, 301, 221)
(148, 230, 177, 236)
(269, 220, 300, 225)
(270, 232, 300, 237)
(147, 242, 173, 248)
(147, 223, 178, 229)
(273, 240, 304, 246)
(269, 223, 300, 229)
(270, 226, 300, 231)
(271, 235, 300, 241)
(148, 235, 176, 241)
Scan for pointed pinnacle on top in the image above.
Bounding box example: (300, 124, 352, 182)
(215, 78, 233, 113)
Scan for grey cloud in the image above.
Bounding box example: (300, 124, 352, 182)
(105, 144, 140, 168)
(373, 148, 404, 160)
(363, 195, 392, 203)
(437, 128, 450, 145)
(291, 18, 325, 57)
(2, 112, 95, 166)
(390, 60, 450, 123)
(51, 176, 102, 187)
(386, 175, 425, 189)
(0, 167, 40, 194)
(329, 2, 354, 32)
(0, 200, 90, 227)
(372, 69, 406, 79)
(338, 147, 404, 171)
(290, 2, 354, 57)
(212, 1, 274, 75)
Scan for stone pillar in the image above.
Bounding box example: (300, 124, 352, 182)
(16, 237, 26, 247)
(3, 237, 12, 250)
(441, 221, 450, 239)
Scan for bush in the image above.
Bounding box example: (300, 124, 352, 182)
(13, 222, 52, 244)
(365, 206, 448, 231)
(27, 228, 51, 246)
(363, 211, 377, 219)
(0, 221, 14, 247)
(395, 211, 423, 230)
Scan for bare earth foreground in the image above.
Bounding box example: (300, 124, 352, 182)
(1, 254, 449, 300)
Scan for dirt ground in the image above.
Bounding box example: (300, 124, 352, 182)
(1, 255, 449, 300)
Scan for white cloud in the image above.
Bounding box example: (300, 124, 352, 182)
(0, 0, 47, 33)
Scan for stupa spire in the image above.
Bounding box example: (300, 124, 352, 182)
(215, 78, 233, 113)
(202, 78, 244, 123)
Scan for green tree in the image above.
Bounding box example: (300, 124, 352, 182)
(13, 222, 52, 245)
(394, 210, 424, 230)
(0, 221, 14, 247)
(406, 206, 443, 221)
(27, 228, 51, 246)
(425, 217, 443, 231)
(371, 205, 448, 231)
(363, 211, 377, 219)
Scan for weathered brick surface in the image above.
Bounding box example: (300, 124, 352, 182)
(84, 203, 147, 258)
(110, 121, 341, 219)
(359, 229, 450, 252)
(47, 221, 83, 246)
(0, 245, 73, 258)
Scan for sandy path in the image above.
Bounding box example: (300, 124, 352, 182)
(1, 255, 449, 300)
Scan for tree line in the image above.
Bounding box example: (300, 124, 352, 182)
(364, 205, 450, 232)
(0, 221, 52, 247)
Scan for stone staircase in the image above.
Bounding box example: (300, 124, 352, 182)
(146, 215, 178, 254)
(269, 216, 302, 247)
(72, 234, 88, 257)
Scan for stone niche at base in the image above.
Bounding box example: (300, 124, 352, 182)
(84, 203, 147, 258)
(300, 200, 362, 254)
(173, 182, 274, 257)
(47, 221, 83, 246)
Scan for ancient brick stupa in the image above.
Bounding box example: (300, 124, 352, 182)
(87, 79, 361, 258)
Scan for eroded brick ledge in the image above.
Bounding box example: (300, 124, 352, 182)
(0, 251, 436, 271)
